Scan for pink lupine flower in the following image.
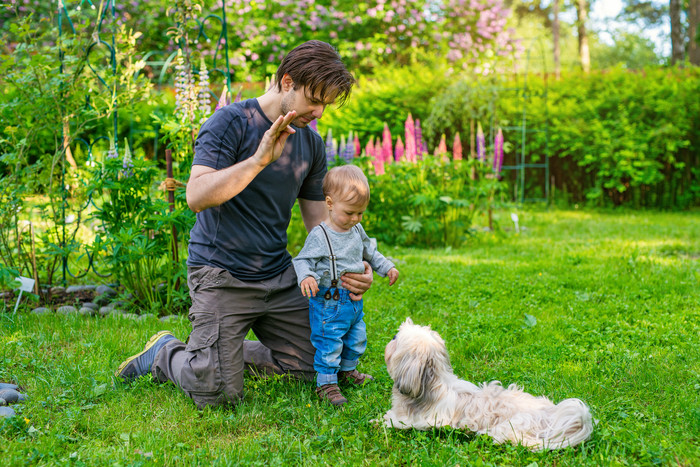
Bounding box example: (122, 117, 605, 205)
(373, 157, 385, 175)
(395, 135, 404, 162)
(438, 134, 447, 160)
(453, 132, 463, 161)
(382, 123, 393, 162)
(365, 136, 375, 160)
(404, 113, 416, 162)
(215, 85, 228, 112)
(493, 127, 504, 176)
(477, 122, 485, 161)
(414, 118, 424, 160)
(354, 133, 361, 157)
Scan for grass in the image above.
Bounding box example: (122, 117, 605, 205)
(1, 208, 699, 465)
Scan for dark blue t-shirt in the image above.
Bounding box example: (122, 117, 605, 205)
(187, 98, 327, 281)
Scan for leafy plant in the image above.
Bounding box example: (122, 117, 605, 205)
(87, 145, 193, 314)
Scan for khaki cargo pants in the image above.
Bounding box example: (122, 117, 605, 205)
(152, 265, 316, 409)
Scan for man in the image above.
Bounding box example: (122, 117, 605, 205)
(115, 41, 373, 409)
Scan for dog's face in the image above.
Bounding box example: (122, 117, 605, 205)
(385, 318, 452, 400)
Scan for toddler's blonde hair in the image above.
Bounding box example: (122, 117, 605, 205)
(322, 165, 370, 205)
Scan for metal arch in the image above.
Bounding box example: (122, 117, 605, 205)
(494, 35, 551, 204)
(58, 0, 118, 284)
(55, 0, 237, 285)
(85, 40, 115, 88)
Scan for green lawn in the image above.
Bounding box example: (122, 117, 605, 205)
(1, 209, 699, 465)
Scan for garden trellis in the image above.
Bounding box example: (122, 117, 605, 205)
(54, 0, 235, 285)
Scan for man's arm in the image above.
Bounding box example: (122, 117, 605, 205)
(298, 199, 327, 233)
(186, 111, 298, 213)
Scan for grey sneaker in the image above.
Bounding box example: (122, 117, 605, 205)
(115, 331, 175, 381)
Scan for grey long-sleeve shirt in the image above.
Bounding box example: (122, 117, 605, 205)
(292, 222, 395, 288)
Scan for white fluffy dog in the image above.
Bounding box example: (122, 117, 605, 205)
(379, 318, 594, 451)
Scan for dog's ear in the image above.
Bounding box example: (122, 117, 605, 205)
(404, 317, 414, 326)
(393, 353, 438, 401)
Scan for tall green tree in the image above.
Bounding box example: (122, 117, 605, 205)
(553, 0, 561, 77)
(670, 0, 684, 63)
(689, 0, 700, 65)
(575, 0, 591, 72)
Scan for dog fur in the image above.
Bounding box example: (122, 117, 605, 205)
(379, 318, 594, 451)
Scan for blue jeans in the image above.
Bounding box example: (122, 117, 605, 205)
(309, 287, 366, 386)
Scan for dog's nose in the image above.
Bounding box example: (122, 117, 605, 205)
(391, 334, 397, 341)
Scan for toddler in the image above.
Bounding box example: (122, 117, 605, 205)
(293, 165, 399, 406)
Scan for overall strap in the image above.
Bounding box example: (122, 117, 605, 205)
(318, 224, 340, 300)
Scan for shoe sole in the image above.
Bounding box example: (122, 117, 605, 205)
(115, 330, 174, 379)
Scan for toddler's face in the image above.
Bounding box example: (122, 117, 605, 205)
(326, 197, 368, 232)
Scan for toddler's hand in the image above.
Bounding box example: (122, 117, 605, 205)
(387, 268, 399, 286)
(300, 276, 319, 298)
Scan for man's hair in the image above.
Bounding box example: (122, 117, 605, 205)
(275, 40, 355, 107)
(323, 165, 370, 206)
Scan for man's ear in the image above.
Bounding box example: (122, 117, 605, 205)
(281, 74, 294, 92)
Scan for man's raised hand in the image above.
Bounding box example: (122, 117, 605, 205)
(254, 111, 297, 167)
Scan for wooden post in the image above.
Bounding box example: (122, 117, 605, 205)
(165, 149, 179, 265)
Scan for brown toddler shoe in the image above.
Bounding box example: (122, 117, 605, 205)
(316, 384, 348, 406)
(338, 369, 374, 385)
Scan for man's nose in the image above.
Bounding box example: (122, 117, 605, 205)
(311, 104, 325, 119)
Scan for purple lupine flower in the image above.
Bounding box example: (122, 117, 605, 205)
(309, 118, 318, 133)
(121, 138, 133, 178)
(339, 134, 346, 158)
(174, 50, 195, 123)
(453, 132, 463, 161)
(325, 128, 336, 161)
(343, 132, 356, 160)
(394, 135, 404, 162)
(414, 119, 424, 160)
(233, 88, 242, 103)
(197, 59, 211, 122)
(477, 122, 485, 161)
(404, 113, 416, 162)
(106, 136, 118, 159)
(382, 123, 392, 162)
(493, 127, 504, 177)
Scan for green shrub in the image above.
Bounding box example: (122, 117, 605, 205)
(286, 158, 504, 249)
(423, 66, 700, 208)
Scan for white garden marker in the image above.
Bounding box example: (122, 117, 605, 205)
(13, 276, 35, 315)
(511, 213, 520, 234)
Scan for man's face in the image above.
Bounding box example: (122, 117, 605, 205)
(280, 85, 337, 128)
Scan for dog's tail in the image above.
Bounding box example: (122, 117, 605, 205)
(534, 398, 594, 450)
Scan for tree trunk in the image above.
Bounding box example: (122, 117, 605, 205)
(553, 0, 561, 78)
(670, 0, 684, 64)
(575, 0, 591, 73)
(689, 0, 700, 66)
